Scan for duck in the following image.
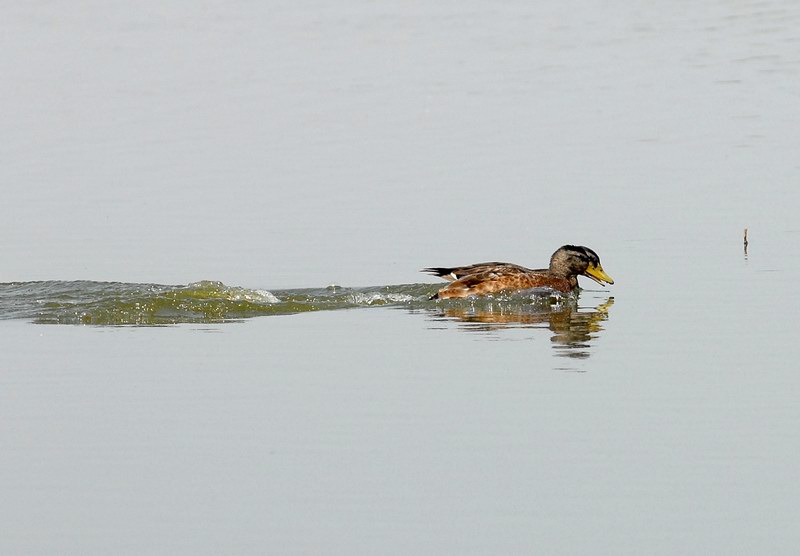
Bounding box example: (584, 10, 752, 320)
(422, 245, 614, 299)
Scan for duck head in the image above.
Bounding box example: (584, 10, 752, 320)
(550, 245, 614, 286)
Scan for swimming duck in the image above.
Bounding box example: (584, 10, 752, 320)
(422, 245, 614, 299)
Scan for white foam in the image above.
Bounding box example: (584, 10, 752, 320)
(250, 289, 281, 304)
(350, 292, 413, 305)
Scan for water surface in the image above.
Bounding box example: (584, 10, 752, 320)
(2, 0, 799, 554)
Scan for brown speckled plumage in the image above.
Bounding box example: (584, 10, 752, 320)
(422, 245, 614, 299)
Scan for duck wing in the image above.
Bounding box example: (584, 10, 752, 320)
(421, 262, 534, 282)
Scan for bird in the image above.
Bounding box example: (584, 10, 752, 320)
(422, 245, 614, 300)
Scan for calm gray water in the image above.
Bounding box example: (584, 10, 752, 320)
(2, 0, 800, 554)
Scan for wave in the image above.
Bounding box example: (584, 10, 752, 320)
(0, 280, 582, 325)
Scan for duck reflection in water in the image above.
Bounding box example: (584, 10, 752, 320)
(427, 293, 614, 358)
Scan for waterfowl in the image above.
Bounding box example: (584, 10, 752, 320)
(422, 245, 614, 299)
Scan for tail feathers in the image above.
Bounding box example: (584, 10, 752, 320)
(422, 267, 452, 299)
(421, 267, 453, 278)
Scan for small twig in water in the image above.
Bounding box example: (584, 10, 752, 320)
(743, 227, 749, 256)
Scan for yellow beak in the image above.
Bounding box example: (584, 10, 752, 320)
(583, 263, 614, 286)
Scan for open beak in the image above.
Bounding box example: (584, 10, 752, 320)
(583, 263, 614, 287)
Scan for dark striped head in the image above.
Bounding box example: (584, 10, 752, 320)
(549, 245, 614, 285)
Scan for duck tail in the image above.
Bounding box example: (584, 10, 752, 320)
(421, 267, 453, 278)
